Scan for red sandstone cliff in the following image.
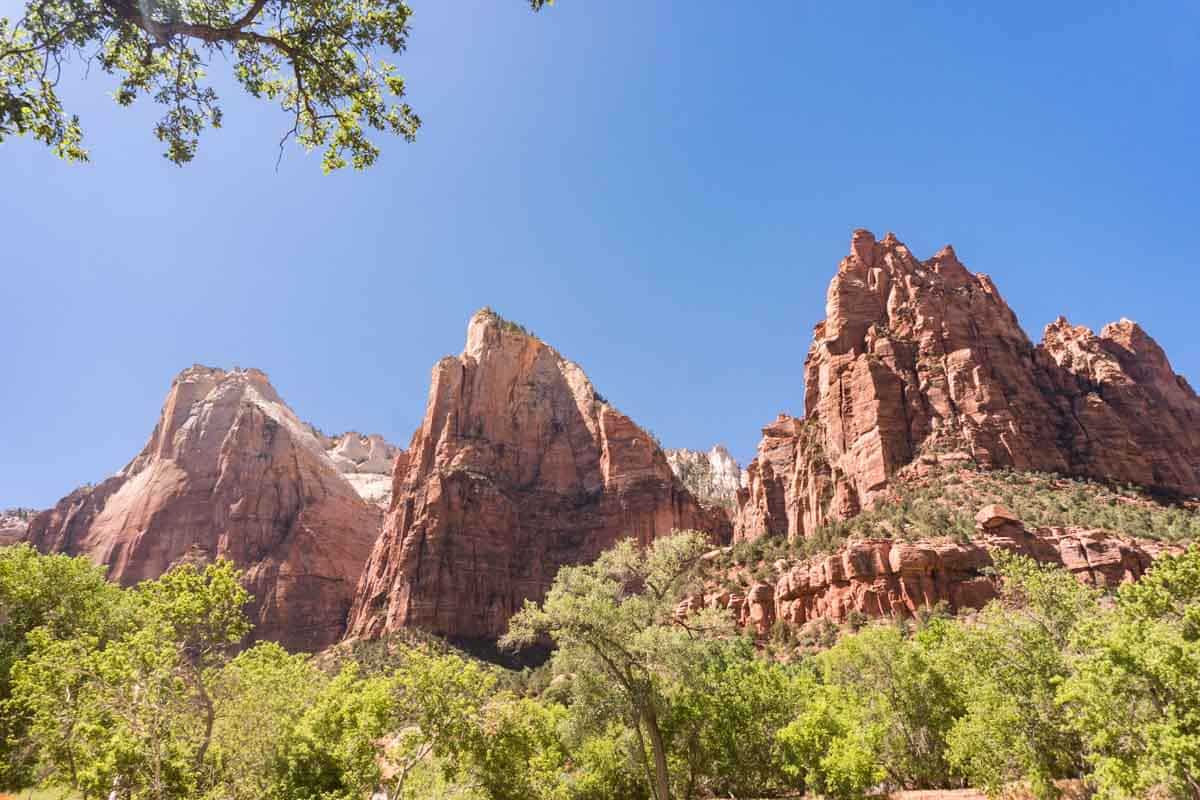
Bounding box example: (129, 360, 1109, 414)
(735, 230, 1200, 542)
(346, 309, 730, 642)
(25, 366, 381, 651)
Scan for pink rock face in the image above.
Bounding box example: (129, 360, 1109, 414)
(25, 366, 381, 652)
(735, 230, 1200, 542)
(346, 310, 731, 643)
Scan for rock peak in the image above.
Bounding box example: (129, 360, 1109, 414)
(736, 228, 1200, 543)
(174, 363, 271, 384)
(466, 307, 543, 361)
(849, 228, 877, 265)
(27, 366, 381, 651)
(348, 315, 730, 642)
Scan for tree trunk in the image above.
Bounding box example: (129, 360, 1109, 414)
(639, 704, 671, 800)
(632, 714, 657, 797)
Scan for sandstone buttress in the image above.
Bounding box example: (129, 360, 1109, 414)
(346, 309, 731, 643)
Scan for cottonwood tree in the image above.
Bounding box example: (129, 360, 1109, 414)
(1059, 546, 1200, 798)
(776, 623, 964, 797)
(932, 552, 1095, 800)
(0, 0, 553, 168)
(11, 559, 250, 800)
(501, 530, 733, 800)
(206, 641, 326, 800)
(277, 646, 499, 800)
(0, 545, 125, 789)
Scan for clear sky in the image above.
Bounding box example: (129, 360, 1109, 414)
(3, 1, 1199, 509)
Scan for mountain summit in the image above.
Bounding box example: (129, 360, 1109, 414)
(736, 230, 1200, 542)
(26, 365, 382, 651)
(347, 308, 730, 644)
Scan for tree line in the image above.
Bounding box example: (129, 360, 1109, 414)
(1, 532, 1198, 799)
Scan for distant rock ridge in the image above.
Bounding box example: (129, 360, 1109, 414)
(347, 308, 732, 643)
(25, 365, 381, 651)
(320, 431, 401, 508)
(0, 508, 36, 546)
(735, 230, 1200, 542)
(665, 445, 745, 509)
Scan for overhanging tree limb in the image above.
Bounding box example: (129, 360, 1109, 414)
(1, 0, 552, 168)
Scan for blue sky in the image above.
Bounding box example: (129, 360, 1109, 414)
(3, 1, 1199, 508)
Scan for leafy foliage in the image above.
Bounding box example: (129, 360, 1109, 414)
(10, 559, 249, 800)
(0, 0, 553, 168)
(0, 545, 124, 788)
(502, 531, 737, 800)
(1059, 547, 1200, 798)
(5, 541, 1200, 799)
(933, 552, 1095, 799)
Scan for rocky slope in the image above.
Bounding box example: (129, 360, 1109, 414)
(25, 366, 381, 651)
(690, 505, 1180, 637)
(735, 230, 1200, 542)
(665, 445, 745, 509)
(347, 309, 731, 643)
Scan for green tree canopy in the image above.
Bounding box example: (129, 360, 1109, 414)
(10, 559, 250, 799)
(0, 545, 125, 788)
(933, 552, 1096, 800)
(0, 0, 552, 168)
(1059, 546, 1200, 798)
(502, 531, 736, 800)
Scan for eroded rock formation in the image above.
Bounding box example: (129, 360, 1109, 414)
(735, 230, 1200, 542)
(26, 366, 380, 651)
(347, 309, 731, 643)
(694, 505, 1176, 635)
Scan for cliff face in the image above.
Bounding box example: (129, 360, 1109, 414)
(1039, 317, 1200, 492)
(25, 366, 380, 651)
(735, 230, 1200, 542)
(347, 310, 731, 643)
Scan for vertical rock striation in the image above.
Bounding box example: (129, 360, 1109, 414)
(347, 309, 731, 643)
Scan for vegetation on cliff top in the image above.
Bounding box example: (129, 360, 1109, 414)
(476, 306, 536, 338)
(730, 466, 1200, 569)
